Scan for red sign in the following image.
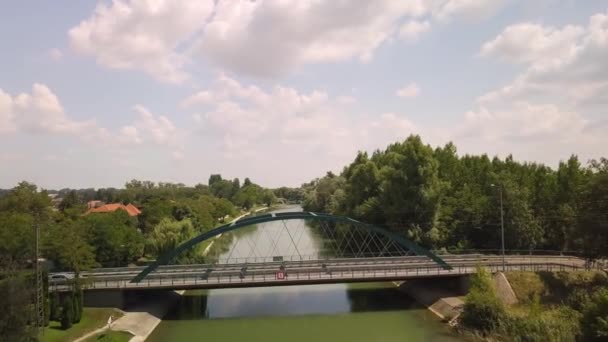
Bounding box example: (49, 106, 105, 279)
(276, 271, 285, 280)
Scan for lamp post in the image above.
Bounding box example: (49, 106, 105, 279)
(491, 184, 505, 272)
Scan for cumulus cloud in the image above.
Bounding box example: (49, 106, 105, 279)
(182, 75, 419, 166)
(396, 83, 421, 98)
(68, 0, 505, 81)
(480, 23, 584, 67)
(478, 11, 608, 107)
(0, 83, 96, 136)
(69, 0, 215, 83)
(433, 0, 506, 22)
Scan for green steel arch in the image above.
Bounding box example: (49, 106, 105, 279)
(131, 211, 452, 283)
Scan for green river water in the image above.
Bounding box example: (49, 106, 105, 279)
(146, 207, 463, 342)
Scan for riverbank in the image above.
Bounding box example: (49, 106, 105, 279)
(397, 280, 465, 322)
(97, 290, 184, 342)
(202, 206, 268, 256)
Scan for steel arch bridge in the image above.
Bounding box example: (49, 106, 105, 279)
(131, 211, 452, 283)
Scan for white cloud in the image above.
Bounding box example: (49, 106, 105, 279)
(480, 23, 584, 67)
(132, 105, 177, 145)
(434, 0, 507, 22)
(183, 75, 420, 165)
(479, 11, 608, 107)
(117, 125, 142, 144)
(69, 0, 215, 83)
(49, 48, 63, 61)
(67, 0, 505, 81)
(461, 102, 587, 142)
(195, 0, 428, 77)
(0, 83, 97, 136)
(399, 20, 430, 41)
(396, 83, 420, 98)
(0, 89, 16, 133)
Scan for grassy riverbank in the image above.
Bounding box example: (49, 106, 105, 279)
(40, 308, 123, 342)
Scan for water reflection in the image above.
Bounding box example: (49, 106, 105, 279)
(163, 283, 422, 321)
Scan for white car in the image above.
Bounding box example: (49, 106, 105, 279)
(48, 273, 74, 283)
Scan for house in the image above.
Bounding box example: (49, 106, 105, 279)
(87, 200, 104, 209)
(85, 203, 142, 217)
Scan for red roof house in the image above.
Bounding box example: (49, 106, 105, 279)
(85, 203, 141, 216)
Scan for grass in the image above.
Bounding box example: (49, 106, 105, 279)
(506, 270, 608, 304)
(505, 271, 547, 303)
(83, 330, 133, 342)
(40, 308, 124, 342)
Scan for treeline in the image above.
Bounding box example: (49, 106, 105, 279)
(302, 135, 608, 258)
(0, 175, 277, 271)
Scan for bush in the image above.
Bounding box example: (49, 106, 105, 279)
(581, 288, 608, 341)
(73, 288, 83, 323)
(504, 306, 581, 342)
(61, 296, 74, 330)
(460, 267, 507, 333)
(44, 297, 50, 326)
(50, 291, 60, 321)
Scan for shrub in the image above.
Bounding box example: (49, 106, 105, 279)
(61, 296, 74, 330)
(72, 289, 83, 323)
(504, 306, 581, 342)
(460, 267, 507, 333)
(581, 288, 608, 341)
(50, 291, 60, 321)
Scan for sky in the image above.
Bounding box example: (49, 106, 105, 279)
(1, 0, 607, 189)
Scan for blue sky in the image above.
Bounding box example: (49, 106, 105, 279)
(1, 0, 607, 189)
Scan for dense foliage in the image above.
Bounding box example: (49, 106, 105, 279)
(303, 135, 608, 257)
(0, 176, 276, 337)
(460, 267, 507, 333)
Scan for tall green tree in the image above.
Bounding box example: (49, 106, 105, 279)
(147, 218, 200, 262)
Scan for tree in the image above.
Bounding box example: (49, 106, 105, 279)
(61, 295, 74, 329)
(460, 267, 507, 333)
(374, 136, 445, 246)
(84, 211, 144, 267)
(43, 221, 96, 273)
(262, 189, 276, 207)
(0, 268, 35, 340)
(58, 190, 80, 212)
(72, 287, 83, 323)
(147, 218, 200, 262)
(579, 167, 608, 259)
(50, 291, 61, 321)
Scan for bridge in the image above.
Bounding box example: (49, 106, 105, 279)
(49, 210, 592, 292)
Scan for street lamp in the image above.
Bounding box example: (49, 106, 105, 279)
(491, 183, 505, 272)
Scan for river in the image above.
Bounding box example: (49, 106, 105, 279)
(147, 206, 463, 342)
